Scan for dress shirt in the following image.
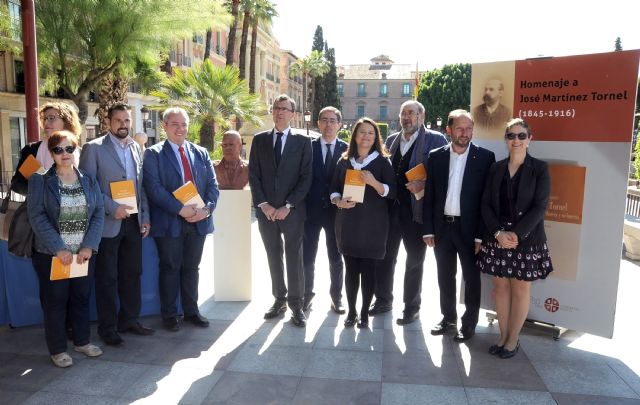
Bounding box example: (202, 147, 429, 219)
(399, 130, 419, 156)
(108, 133, 137, 181)
(167, 140, 194, 183)
(272, 127, 291, 154)
(444, 145, 469, 216)
(320, 137, 337, 162)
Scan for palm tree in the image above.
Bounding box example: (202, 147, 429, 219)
(289, 50, 330, 117)
(249, 0, 278, 93)
(238, 0, 254, 80)
(225, 0, 241, 66)
(151, 60, 265, 150)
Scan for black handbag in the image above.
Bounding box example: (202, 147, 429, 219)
(2, 186, 34, 257)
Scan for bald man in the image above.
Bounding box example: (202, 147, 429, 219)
(213, 130, 249, 190)
(472, 78, 512, 130)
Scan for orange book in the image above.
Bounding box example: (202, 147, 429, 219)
(18, 155, 44, 179)
(405, 163, 427, 201)
(173, 181, 205, 208)
(50, 256, 89, 281)
(110, 180, 138, 214)
(343, 169, 365, 203)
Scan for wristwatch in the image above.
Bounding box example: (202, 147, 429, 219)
(202, 207, 211, 217)
(285, 203, 294, 209)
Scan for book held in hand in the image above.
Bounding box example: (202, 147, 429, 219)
(50, 255, 89, 280)
(173, 181, 205, 208)
(18, 155, 45, 179)
(343, 169, 365, 203)
(405, 163, 427, 200)
(110, 180, 138, 214)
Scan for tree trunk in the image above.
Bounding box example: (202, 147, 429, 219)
(302, 73, 308, 113)
(199, 117, 215, 151)
(72, 92, 90, 126)
(238, 9, 251, 80)
(95, 74, 129, 134)
(226, 0, 240, 66)
(249, 19, 257, 93)
(204, 29, 212, 60)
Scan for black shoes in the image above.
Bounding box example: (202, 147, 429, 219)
(396, 309, 420, 325)
(453, 325, 476, 342)
(357, 316, 369, 329)
(368, 302, 392, 315)
(185, 313, 210, 328)
(303, 294, 314, 312)
(163, 317, 181, 332)
(118, 322, 155, 336)
(344, 312, 358, 327)
(489, 344, 504, 355)
(499, 341, 520, 359)
(101, 332, 124, 346)
(291, 308, 307, 327)
(430, 319, 458, 335)
(331, 301, 346, 314)
(264, 300, 287, 319)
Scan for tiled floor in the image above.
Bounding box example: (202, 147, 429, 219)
(1, 222, 640, 404)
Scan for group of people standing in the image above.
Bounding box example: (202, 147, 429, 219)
(15, 102, 219, 368)
(251, 94, 553, 360)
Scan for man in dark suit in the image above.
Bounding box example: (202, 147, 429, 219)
(423, 109, 495, 342)
(302, 106, 348, 314)
(79, 103, 154, 346)
(249, 94, 313, 327)
(142, 107, 219, 332)
(374, 100, 447, 325)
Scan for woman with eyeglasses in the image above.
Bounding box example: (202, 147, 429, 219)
(11, 102, 82, 195)
(27, 130, 104, 368)
(476, 118, 553, 359)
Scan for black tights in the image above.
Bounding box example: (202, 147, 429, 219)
(344, 256, 376, 320)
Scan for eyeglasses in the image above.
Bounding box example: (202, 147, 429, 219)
(51, 145, 76, 155)
(319, 118, 339, 124)
(273, 106, 293, 113)
(505, 132, 528, 141)
(43, 115, 61, 123)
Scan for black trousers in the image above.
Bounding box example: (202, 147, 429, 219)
(302, 209, 344, 303)
(343, 256, 376, 318)
(154, 221, 206, 320)
(257, 209, 305, 310)
(433, 220, 481, 328)
(375, 206, 426, 311)
(95, 216, 142, 336)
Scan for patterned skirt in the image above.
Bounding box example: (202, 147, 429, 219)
(476, 240, 554, 281)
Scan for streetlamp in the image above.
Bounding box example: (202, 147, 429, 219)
(304, 110, 311, 135)
(141, 105, 150, 134)
(426, 122, 432, 129)
(436, 116, 442, 132)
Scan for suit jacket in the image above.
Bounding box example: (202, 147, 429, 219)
(423, 143, 495, 242)
(79, 134, 149, 238)
(481, 153, 550, 245)
(27, 166, 104, 255)
(305, 137, 348, 220)
(248, 129, 313, 212)
(385, 125, 447, 223)
(142, 140, 219, 237)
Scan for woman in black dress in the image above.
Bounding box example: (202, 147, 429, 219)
(330, 117, 396, 328)
(477, 118, 553, 358)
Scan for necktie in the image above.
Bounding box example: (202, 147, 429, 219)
(178, 145, 193, 183)
(324, 143, 333, 174)
(274, 132, 283, 167)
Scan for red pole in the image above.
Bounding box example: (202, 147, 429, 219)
(21, 0, 39, 143)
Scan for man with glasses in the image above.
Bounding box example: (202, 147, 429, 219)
(249, 94, 313, 327)
(373, 100, 447, 325)
(302, 106, 348, 314)
(79, 103, 153, 345)
(422, 110, 495, 342)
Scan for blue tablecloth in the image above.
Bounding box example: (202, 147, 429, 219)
(0, 238, 162, 327)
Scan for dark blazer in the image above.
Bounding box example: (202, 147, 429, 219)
(423, 143, 495, 242)
(10, 141, 42, 196)
(481, 153, 550, 245)
(27, 166, 105, 255)
(79, 134, 149, 237)
(142, 140, 219, 237)
(248, 129, 313, 211)
(305, 137, 348, 219)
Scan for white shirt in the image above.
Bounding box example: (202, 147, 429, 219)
(399, 130, 418, 156)
(444, 145, 469, 216)
(272, 127, 291, 154)
(320, 137, 336, 162)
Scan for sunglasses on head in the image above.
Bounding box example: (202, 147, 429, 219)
(51, 145, 76, 155)
(505, 132, 528, 141)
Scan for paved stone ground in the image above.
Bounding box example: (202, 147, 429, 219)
(1, 222, 640, 404)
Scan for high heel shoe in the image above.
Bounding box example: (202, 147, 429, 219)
(344, 312, 358, 327)
(488, 344, 504, 355)
(499, 341, 520, 359)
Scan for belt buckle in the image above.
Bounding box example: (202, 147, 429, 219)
(445, 215, 455, 223)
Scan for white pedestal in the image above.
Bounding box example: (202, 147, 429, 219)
(212, 190, 252, 301)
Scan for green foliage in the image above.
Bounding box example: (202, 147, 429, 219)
(151, 60, 264, 150)
(634, 137, 640, 179)
(337, 129, 351, 142)
(290, 50, 330, 117)
(310, 27, 340, 121)
(377, 122, 389, 140)
(0, 3, 21, 54)
(418, 63, 472, 126)
(615, 37, 623, 51)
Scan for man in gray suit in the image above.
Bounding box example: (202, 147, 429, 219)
(249, 94, 313, 327)
(79, 103, 153, 346)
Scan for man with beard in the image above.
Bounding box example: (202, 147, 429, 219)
(79, 103, 153, 345)
(371, 100, 447, 325)
(472, 78, 512, 130)
(422, 110, 495, 341)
